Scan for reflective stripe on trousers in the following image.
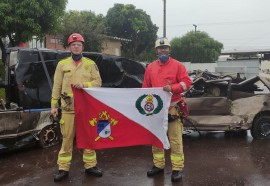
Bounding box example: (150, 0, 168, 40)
(57, 113, 75, 171)
(57, 113, 97, 171)
(83, 150, 97, 169)
(152, 117, 184, 170)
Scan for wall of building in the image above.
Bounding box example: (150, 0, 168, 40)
(102, 39, 121, 56)
(45, 35, 65, 50)
(217, 60, 260, 79)
(183, 59, 263, 79)
(183, 62, 217, 72)
(45, 35, 123, 55)
(0, 35, 124, 58)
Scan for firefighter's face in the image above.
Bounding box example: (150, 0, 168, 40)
(70, 42, 83, 54)
(156, 45, 170, 55)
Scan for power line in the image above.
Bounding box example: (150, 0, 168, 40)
(164, 19, 270, 28)
(234, 31, 270, 49)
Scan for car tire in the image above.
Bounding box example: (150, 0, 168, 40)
(38, 124, 61, 148)
(251, 116, 270, 139)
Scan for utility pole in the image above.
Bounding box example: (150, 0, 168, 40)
(163, 0, 166, 37)
(193, 24, 197, 32)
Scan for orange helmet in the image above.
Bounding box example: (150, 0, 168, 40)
(67, 33, 85, 45)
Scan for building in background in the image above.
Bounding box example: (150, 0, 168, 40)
(43, 35, 62, 50)
(1, 35, 130, 58)
(101, 36, 131, 56)
(34, 35, 129, 56)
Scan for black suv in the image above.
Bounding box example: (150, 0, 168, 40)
(0, 48, 145, 153)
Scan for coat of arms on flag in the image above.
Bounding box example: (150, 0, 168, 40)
(73, 87, 172, 150)
(136, 94, 163, 116)
(89, 111, 118, 141)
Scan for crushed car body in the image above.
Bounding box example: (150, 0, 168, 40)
(184, 74, 270, 139)
(0, 48, 145, 153)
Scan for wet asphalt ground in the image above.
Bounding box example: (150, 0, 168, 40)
(1, 131, 270, 186)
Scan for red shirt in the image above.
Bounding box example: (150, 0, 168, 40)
(142, 57, 192, 103)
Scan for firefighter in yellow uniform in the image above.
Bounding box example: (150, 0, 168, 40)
(51, 33, 102, 182)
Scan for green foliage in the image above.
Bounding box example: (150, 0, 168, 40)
(0, 0, 67, 43)
(62, 11, 106, 52)
(136, 48, 157, 62)
(0, 0, 67, 62)
(0, 89, 4, 99)
(105, 4, 158, 60)
(170, 31, 223, 63)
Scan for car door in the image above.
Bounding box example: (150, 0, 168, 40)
(184, 79, 241, 130)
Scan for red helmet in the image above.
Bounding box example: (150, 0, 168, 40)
(67, 33, 85, 45)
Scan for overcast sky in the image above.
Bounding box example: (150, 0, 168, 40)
(66, 0, 270, 51)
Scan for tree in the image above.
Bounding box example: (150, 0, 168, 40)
(61, 11, 106, 52)
(170, 31, 223, 63)
(105, 4, 158, 60)
(0, 0, 67, 63)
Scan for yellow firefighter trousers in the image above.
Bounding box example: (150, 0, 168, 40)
(152, 109, 184, 171)
(57, 113, 97, 171)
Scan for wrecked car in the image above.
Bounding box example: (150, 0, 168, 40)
(184, 75, 270, 139)
(0, 48, 145, 153)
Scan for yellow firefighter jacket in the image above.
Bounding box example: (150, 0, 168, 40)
(51, 56, 102, 113)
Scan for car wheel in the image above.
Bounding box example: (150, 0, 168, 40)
(251, 116, 270, 139)
(38, 124, 61, 148)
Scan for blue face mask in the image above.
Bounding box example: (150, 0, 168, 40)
(158, 54, 169, 63)
(72, 54, 83, 61)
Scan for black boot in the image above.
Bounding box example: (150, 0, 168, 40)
(171, 170, 183, 182)
(147, 166, 164, 177)
(54, 170, 69, 182)
(85, 166, 103, 177)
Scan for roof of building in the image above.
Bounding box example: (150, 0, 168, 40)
(222, 49, 270, 55)
(104, 36, 131, 42)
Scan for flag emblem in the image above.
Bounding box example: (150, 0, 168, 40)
(89, 111, 118, 141)
(136, 94, 163, 116)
